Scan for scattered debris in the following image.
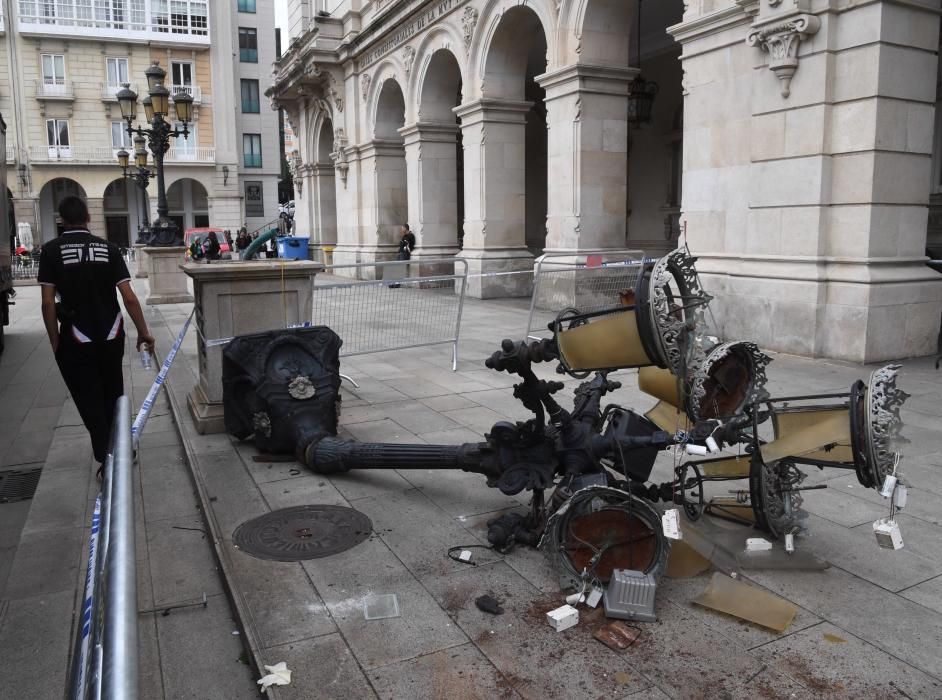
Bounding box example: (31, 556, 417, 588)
(692, 572, 797, 632)
(873, 518, 904, 550)
(593, 620, 642, 652)
(475, 594, 504, 616)
(613, 671, 632, 685)
(257, 662, 291, 689)
(546, 604, 579, 632)
(458, 550, 473, 562)
(603, 569, 657, 623)
(661, 508, 682, 540)
(823, 632, 847, 644)
(363, 594, 400, 620)
(585, 586, 603, 609)
(745, 537, 773, 552)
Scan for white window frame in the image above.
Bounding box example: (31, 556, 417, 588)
(46, 118, 71, 158)
(41, 53, 66, 86)
(172, 123, 197, 158)
(105, 56, 129, 87)
(111, 121, 131, 150)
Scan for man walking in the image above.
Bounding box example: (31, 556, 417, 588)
(38, 196, 155, 470)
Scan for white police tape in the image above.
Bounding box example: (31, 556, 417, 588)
(73, 494, 101, 700)
(131, 310, 194, 447)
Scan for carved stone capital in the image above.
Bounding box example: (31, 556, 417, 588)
(746, 13, 820, 98)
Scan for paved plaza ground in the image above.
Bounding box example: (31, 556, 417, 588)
(1, 272, 941, 698)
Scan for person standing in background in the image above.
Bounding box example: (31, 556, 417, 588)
(397, 224, 415, 261)
(38, 195, 155, 473)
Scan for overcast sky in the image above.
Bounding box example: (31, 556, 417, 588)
(274, 0, 287, 32)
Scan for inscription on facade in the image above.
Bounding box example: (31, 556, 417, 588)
(364, 0, 465, 67)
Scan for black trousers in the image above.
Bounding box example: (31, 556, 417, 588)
(56, 334, 125, 464)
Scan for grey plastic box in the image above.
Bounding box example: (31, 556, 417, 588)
(603, 569, 657, 623)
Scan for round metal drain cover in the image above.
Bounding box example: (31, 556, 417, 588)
(233, 505, 373, 562)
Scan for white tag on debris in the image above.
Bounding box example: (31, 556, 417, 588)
(458, 550, 473, 562)
(661, 509, 682, 540)
(586, 586, 603, 609)
(257, 662, 292, 689)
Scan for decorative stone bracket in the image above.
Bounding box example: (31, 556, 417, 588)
(330, 128, 350, 188)
(746, 13, 820, 98)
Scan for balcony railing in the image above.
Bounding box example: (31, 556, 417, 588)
(170, 85, 202, 104)
(5, 134, 15, 163)
(35, 81, 74, 99)
(167, 145, 214, 162)
(18, 0, 209, 45)
(28, 144, 215, 163)
(101, 82, 140, 101)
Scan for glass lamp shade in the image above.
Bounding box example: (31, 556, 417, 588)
(150, 83, 170, 117)
(133, 134, 146, 152)
(142, 95, 154, 123)
(135, 149, 148, 168)
(626, 74, 659, 127)
(116, 149, 130, 169)
(116, 83, 138, 121)
(145, 61, 166, 92)
(172, 90, 194, 123)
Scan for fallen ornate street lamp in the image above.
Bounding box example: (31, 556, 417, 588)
(116, 134, 154, 244)
(116, 61, 193, 246)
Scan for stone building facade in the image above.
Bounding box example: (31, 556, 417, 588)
(271, 0, 942, 362)
(0, 0, 281, 246)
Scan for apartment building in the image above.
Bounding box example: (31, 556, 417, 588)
(0, 0, 281, 246)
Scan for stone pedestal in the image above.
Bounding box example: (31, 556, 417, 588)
(144, 247, 193, 305)
(134, 244, 148, 279)
(183, 260, 323, 434)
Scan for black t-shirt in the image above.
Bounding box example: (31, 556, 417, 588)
(37, 229, 131, 343)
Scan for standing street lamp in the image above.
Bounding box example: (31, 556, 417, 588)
(116, 61, 193, 246)
(116, 134, 155, 244)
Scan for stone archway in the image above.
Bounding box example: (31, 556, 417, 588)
(457, 5, 549, 296)
(370, 78, 409, 260)
(166, 178, 209, 232)
(103, 177, 150, 248)
(312, 116, 338, 258)
(403, 48, 464, 263)
(38, 178, 87, 242)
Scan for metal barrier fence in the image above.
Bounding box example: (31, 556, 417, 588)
(313, 258, 468, 370)
(70, 396, 137, 700)
(525, 250, 648, 340)
(12, 248, 135, 281)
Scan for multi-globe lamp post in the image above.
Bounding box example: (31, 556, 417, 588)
(116, 134, 155, 244)
(116, 61, 193, 246)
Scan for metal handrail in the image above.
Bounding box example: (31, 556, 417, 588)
(70, 396, 138, 700)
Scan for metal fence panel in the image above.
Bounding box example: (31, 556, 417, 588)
(526, 250, 648, 340)
(313, 258, 468, 369)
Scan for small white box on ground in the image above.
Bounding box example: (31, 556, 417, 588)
(546, 604, 579, 632)
(745, 537, 773, 552)
(458, 550, 473, 562)
(873, 518, 904, 550)
(661, 509, 682, 540)
(586, 587, 603, 609)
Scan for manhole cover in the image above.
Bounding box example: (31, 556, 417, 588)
(232, 505, 373, 562)
(0, 467, 42, 504)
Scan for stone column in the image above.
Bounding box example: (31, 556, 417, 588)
(311, 162, 337, 262)
(134, 244, 148, 279)
(334, 139, 406, 274)
(400, 122, 461, 273)
(672, 0, 942, 362)
(184, 259, 322, 433)
(454, 99, 534, 298)
(538, 64, 635, 252)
